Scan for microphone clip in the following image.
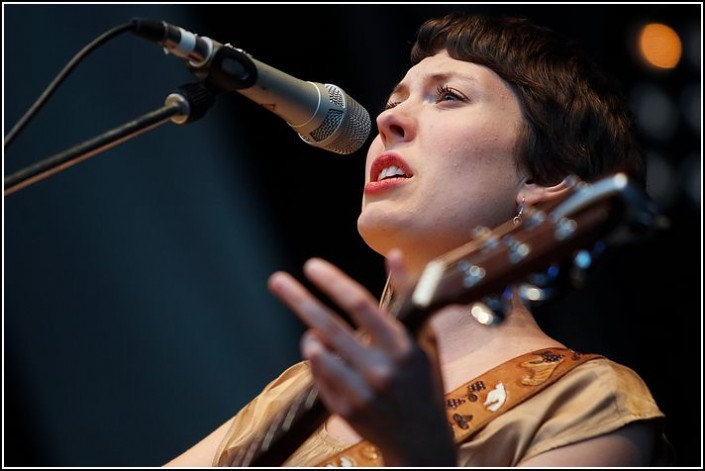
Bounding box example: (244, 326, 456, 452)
(189, 45, 259, 92)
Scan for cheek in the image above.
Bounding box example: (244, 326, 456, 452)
(428, 127, 522, 218)
(449, 121, 519, 171)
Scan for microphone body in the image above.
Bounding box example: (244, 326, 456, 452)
(132, 19, 371, 155)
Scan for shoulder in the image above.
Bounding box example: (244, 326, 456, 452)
(558, 357, 663, 416)
(534, 356, 665, 428)
(238, 360, 313, 419)
(562, 357, 655, 392)
(457, 356, 666, 466)
(520, 356, 666, 461)
(261, 360, 312, 394)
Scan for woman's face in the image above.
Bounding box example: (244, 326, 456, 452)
(358, 50, 527, 271)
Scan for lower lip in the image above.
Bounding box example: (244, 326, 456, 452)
(364, 177, 410, 195)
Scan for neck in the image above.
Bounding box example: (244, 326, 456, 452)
(381, 251, 566, 391)
(426, 295, 565, 391)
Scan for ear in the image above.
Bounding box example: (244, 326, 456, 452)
(519, 176, 577, 206)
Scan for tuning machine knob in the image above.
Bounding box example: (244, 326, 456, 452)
(470, 288, 513, 326)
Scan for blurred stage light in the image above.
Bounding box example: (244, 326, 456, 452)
(630, 83, 679, 141)
(638, 23, 682, 70)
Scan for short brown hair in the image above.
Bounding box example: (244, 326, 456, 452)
(411, 13, 645, 187)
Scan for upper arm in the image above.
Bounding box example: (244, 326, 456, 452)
(163, 417, 234, 467)
(517, 421, 657, 467)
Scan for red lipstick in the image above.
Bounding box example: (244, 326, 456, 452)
(364, 153, 414, 195)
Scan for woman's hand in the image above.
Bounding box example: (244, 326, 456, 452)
(267, 250, 456, 466)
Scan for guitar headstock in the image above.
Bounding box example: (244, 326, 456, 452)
(399, 172, 661, 332)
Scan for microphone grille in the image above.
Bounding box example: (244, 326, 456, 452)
(327, 85, 345, 107)
(310, 109, 344, 142)
(298, 84, 371, 155)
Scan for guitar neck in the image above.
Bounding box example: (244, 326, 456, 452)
(228, 380, 326, 467)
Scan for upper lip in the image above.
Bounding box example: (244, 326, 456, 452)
(369, 153, 414, 182)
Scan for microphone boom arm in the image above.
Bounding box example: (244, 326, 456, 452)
(4, 83, 216, 197)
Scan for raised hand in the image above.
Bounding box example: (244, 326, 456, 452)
(267, 251, 456, 466)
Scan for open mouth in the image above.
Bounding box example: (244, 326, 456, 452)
(376, 165, 410, 181)
(370, 154, 414, 182)
(365, 154, 414, 195)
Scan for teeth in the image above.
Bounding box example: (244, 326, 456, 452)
(378, 165, 406, 181)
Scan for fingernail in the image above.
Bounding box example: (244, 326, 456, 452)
(268, 272, 287, 291)
(302, 334, 322, 355)
(304, 258, 325, 275)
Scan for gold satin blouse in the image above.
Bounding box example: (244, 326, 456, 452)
(213, 358, 667, 467)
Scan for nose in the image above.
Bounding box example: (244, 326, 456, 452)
(376, 102, 416, 147)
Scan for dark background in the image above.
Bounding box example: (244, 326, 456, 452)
(3, 4, 701, 467)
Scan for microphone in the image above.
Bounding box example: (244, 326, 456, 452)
(131, 18, 371, 155)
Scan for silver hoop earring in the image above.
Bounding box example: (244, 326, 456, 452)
(513, 196, 525, 225)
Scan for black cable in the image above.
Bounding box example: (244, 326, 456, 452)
(4, 22, 135, 150)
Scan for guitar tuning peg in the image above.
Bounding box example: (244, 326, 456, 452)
(517, 282, 554, 304)
(472, 225, 499, 251)
(472, 225, 491, 237)
(470, 300, 503, 326)
(518, 264, 561, 305)
(527, 263, 561, 287)
(523, 207, 547, 229)
(569, 242, 606, 288)
(470, 288, 512, 326)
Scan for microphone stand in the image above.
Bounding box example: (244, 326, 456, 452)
(4, 82, 216, 197)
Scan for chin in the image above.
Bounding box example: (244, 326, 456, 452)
(357, 212, 397, 256)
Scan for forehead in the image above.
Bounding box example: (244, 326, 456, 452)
(391, 50, 508, 96)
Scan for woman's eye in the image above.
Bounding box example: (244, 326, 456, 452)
(382, 101, 401, 112)
(435, 85, 466, 103)
(379, 86, 466, 114)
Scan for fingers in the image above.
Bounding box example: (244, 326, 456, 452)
(268, 270, 365, 362)
(268, 255, 445, 434)
(300, 332, 370, 413)
(268, 255, 417, 379)
(301, 258, 405, 350)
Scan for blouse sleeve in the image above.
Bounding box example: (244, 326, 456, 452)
(212, 361, 312, 466)
(457, 359, 666, 466)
